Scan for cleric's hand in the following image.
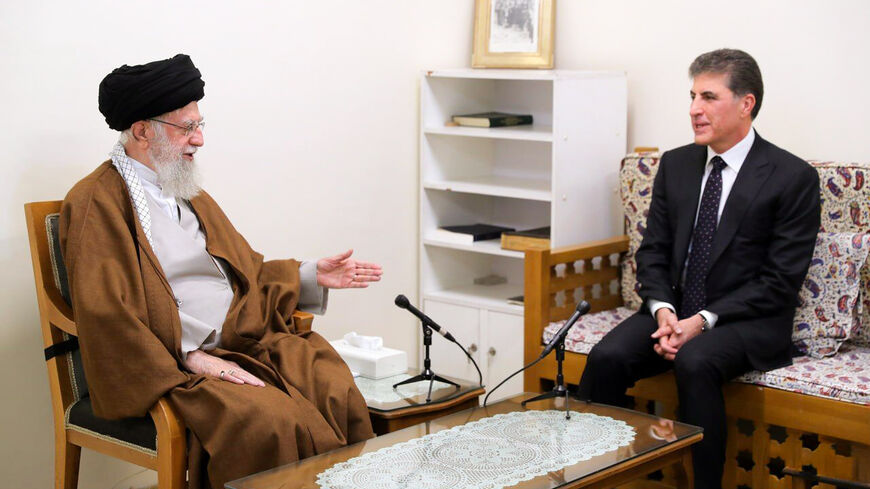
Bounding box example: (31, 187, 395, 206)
(316, 249, 383, 289)
(183, 349, 265, 387)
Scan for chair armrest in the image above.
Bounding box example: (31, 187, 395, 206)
(149, 398, 185, 444)
(46, 286, 77, 336)
(293, 310, 314, 332)
(149, 398, 187, 488)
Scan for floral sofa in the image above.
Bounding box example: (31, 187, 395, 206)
(523, 153, 870, 488)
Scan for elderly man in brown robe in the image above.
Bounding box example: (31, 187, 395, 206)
(59, 54, 380, 488)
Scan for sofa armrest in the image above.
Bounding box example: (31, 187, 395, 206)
(523, 235, 629, 364)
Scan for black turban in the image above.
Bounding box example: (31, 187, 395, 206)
(98, 54, 205, 131)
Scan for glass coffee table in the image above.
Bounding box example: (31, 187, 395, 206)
(227, 393, 702, 489)
(356, 368, 486, 435)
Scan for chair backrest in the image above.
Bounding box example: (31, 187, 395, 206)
(25, 201, 88, 419)
(618, 154, 870, 346)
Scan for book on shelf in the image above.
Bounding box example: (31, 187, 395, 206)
(501, 226, 550, 251)
(430, 223, 515, 245)
(506, 295, 524, 306)
(451, 112, 533, 128)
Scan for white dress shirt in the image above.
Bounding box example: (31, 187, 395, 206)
(649, 128, 756, 328)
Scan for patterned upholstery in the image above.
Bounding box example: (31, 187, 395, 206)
(543, 307, 635, 355)
(793, 233, 869, 357)
(45, 213, 157, 453)
(618, 153, 659, 311)
(813, 162, 870, 347)
(544, 156, 870, 405)
(735, 345, 870, 405)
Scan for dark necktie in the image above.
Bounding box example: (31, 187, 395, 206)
(680, 156, 727, 319)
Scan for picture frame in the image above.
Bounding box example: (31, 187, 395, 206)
(472, 0, 555, 69)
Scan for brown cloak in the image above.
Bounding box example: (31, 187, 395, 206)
(59, 161, 374, 488)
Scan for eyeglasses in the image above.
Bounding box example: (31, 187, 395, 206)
(148, 118, 205, 136)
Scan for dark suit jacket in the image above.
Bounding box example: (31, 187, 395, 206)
(635, 134, 821, 370)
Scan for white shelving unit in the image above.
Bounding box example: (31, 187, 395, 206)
(419, 69, 626, 402)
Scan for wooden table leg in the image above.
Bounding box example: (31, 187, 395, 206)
(673, 448, 694, 489)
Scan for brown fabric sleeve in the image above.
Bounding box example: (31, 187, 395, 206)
(258, 257, 302, 330)
(60, 174, 188, 419)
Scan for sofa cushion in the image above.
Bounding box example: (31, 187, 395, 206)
(619, 153, 660, 311)
(66, 395, 157, 453)
(814, 162, 870, 234)
(813, 162, 870, 347)
(542, 307, 635, 355)
(735, 345, 870, 406)
(793, 232, 870, 357)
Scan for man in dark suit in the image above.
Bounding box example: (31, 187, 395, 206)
(577, 49, 820, 488)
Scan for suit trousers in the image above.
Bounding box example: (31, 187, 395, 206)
(577, 312, 752, 489)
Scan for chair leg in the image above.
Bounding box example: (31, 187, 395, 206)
(156, 452, 186, 489)
(55, 435, 81, 489)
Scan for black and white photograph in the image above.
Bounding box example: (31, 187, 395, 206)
(489, 0, 539, 53)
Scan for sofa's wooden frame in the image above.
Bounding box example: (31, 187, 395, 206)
(523, 238, 870, 489)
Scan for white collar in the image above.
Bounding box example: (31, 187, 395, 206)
(706, 127, 755, 172)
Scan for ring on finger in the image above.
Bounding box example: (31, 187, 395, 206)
(219, 370, 226, 379)
(228, 369, 236, 376)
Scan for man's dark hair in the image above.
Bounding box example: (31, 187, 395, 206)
(689, 48, 764, 119)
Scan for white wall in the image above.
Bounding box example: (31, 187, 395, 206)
(558, 0, 870, 161)
(1, 1, 867, 488)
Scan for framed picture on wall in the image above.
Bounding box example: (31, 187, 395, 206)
(472, 0, 555, 69)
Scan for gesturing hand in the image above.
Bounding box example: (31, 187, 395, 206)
(183, 349, 265, 387)
(316, 249, 383, 289)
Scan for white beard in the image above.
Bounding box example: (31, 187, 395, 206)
(149, 124, 202, 200)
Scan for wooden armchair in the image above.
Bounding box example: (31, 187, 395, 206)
(25, 200, 314, 489)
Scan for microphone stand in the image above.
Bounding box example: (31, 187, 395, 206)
(393, 322, 459, 402)
(522, 330, 572, 420)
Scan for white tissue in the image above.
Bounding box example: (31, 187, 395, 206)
(343, 331, 383, 350)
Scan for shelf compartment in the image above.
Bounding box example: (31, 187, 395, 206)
(423, 175, 551, 201)
(423, 124, 553, 142)
(421, 77, 553, 130)
(424, 283, 523, 315)
(421, 191, 551, 256)
(423, 238, 524, 258)
(422, 136, 551, 186)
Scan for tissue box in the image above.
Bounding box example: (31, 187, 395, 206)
(330, 339, 407, 379)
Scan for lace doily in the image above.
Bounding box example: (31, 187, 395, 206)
(354, 374, 455, 404)
(317, 410, 635, 489)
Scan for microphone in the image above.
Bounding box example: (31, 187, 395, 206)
(538, 300, 590, 359)
(395, 294, 457, 343)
